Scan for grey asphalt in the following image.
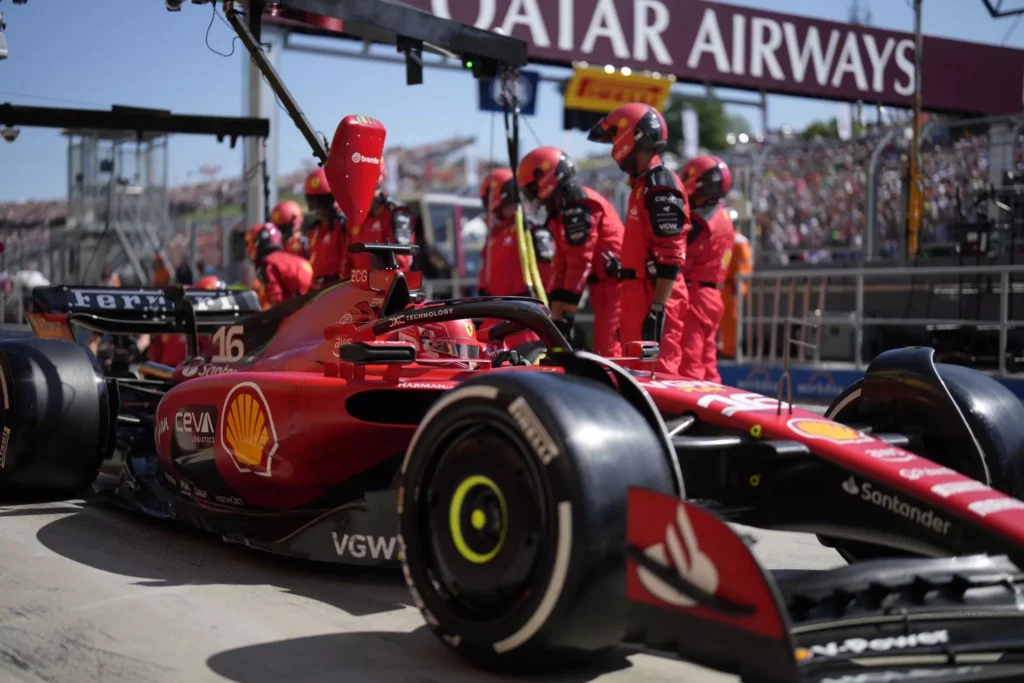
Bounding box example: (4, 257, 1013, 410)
(0, 495, 843, 683)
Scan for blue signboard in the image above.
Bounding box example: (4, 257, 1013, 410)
(479, 70, 540, 116)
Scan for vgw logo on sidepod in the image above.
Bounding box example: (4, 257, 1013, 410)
(220, 382, 279, 477)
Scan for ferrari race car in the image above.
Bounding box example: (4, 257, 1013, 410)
(3, 244, 1024, 681)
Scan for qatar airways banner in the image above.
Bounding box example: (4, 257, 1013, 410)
(403, 0, 1024, 115)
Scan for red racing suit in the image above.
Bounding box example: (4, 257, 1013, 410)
(679, 205, 733, 382)
(478, 219, 542, 351)
(308, 213, 345, 286)
(478, 219, 529, 297)
(286, 232, 310, 259)
(259, 249, 314, 307)
(619, 161, 691, 375)
(549, 184, 624, 357)
(148, 334, 212, 368)
(344, 194, 414, 277)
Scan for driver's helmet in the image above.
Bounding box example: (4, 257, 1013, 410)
(397, 319, 480, 366)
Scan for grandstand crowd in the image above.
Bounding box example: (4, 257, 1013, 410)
(0, 122, 1016, 276)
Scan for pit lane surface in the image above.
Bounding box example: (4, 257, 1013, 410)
(0, 495, 843, 683)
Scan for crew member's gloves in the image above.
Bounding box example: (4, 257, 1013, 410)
(602, 250, 623, 280)
(645, 259, 658, 285)
(492, 350, 532, 367)
(553, 315, 577, 346)
(643, 302, 666, 343)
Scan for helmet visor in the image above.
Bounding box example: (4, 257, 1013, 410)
(519, 180, 540, 203)
(306, 193, 335, 212)
(425, 338, 481, 360)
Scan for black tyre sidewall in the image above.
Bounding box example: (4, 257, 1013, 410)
(399, 371, 674, 668)
(0, 340, 109, 495)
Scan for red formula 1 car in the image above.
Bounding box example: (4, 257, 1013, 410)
(5, 246, 1024, 681)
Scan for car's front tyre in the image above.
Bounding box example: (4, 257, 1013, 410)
(398, 370, 675, 671)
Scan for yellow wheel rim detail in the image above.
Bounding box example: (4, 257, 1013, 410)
(470, 509, 486, 530)
(449, 475, 507, 564)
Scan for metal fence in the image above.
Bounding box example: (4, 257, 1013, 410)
(734, 263, 1024, 376)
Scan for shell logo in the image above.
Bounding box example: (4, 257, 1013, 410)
(786, 418, 871, 445)
(270, 210, 281, 223)
(618, 117, 628, 128)
(540, 160, 551, 171)
(309, 176, 321, 189)
(221, 382, 279, 477)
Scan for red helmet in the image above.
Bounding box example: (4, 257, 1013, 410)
(517, 147, 577, 203)
(244, 222, 283, 262)
(397, 319, 481, 366)
(304, 168, 335, 212)
(270, 200, 304, 230)
(479, 168, 515, 213)
(588, 102, 668, 169)
(195, 275, 227, 290)
(681, 155, 733, 207)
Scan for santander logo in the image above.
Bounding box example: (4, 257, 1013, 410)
(637, 503, 719, 607)
(351, 152, 381, 164)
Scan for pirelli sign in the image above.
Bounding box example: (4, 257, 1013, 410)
(563, 66, 673, 114)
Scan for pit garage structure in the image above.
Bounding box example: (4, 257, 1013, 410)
(0, 102, 268, 285)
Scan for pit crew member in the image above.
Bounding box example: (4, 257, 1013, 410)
(304, 168, 346, 288)
(518, 146, 624, 357)
(678, 155, 733, 382)
(478, 169, 555, 297)
(245, 222, 313, 308)
(145, 275, 223, 367)
(721, 226, 752, 359)
(588, 102, 690, 374)
(271, 199, 309, 258)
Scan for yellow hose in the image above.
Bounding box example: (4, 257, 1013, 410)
(514, 207, 549, 307)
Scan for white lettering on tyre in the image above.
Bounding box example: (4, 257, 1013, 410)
(842, 477, 951, 535)
(507, 397, 560, 464)
(0, 427, 10, 469)
(0, 362, 8, 409)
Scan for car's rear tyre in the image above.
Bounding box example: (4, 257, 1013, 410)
(0, 339, 113, 497)
(398, 371, 675, 671)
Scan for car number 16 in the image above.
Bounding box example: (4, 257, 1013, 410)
(212, 325, 245, 363)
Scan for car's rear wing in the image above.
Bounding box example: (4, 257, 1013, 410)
(29, 285, 262, 338)
(626, 488, 1024, 683)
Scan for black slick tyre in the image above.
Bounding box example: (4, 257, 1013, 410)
(0, 339, 113, 497)
(398, 370, 675, 671)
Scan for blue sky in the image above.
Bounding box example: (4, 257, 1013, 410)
(0, 0, 1020, 202)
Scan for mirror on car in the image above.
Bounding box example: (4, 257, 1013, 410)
(324, 115, 387, 228)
